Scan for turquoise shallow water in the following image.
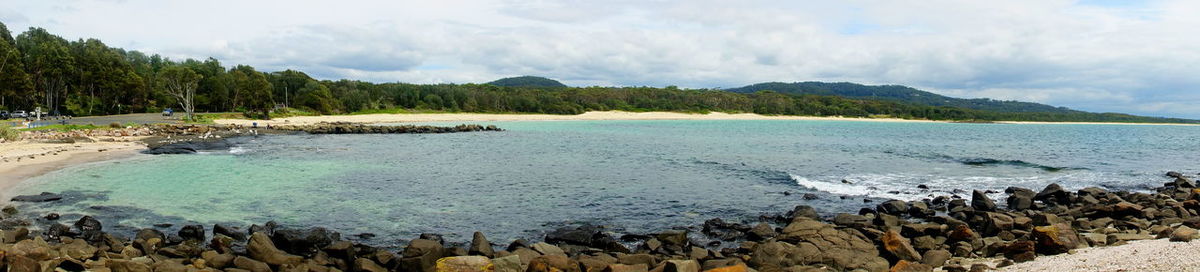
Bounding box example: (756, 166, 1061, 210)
(10, 120, 1200, 246)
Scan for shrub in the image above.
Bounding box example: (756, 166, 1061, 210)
(0, 125, 20, 142)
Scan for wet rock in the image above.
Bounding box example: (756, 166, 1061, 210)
(746, 223, 777, 241)
(179, 224, 205, 241)
(656, 230, 690, 248)
(214, 224, 247, 241)
(890, 260, 933, 272)
(11, 192, 62, 202)
(469, 231, 496, 257)
(1034, 183, 1070, 205)
(971, 190, 996, 211)
(248, 232, 303, 266)
(271, 227, 339, 256)
(420, 233, 446, 244)
(1168, 171, 1185, 178)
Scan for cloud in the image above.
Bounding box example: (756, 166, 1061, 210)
(3, 0, 1199, 118)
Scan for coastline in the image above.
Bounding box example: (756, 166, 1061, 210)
(212, 110, 1200, 126)
(0, 139, 147, 196)
(213, 111, 945, 126)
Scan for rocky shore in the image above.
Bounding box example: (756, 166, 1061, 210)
(138, 123, 502, 154)
(2, 172, 1199, 272)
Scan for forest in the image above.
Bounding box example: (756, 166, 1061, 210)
(0, 22, 1195, 124)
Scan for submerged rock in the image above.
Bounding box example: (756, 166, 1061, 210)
(11, 192, 62, 202)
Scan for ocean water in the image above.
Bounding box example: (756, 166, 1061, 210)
(9, 120, 1200, 247)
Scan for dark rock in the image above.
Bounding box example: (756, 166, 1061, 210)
(142, 140, 232, 155)
(802, 193, 819, 200)
(1168, 171, 1184, 178)
(746, 223, 777, 241)
(44, 213, 60, 220)
(917, 184, 930, 189)
(1003, 240, 1036, 263)
(921, 249, 951, 267)
(214, 224, 246, 241)
(972, 190, 997, 211)
(271, 227, 340, 257)
(178, 225, 205, 241)
(73, 215, 103, 242)
(400, 239, 444, 272)
(1032, 223, 1079, 255)
(832, 213, 872, 228)
(1007, 194, 1033, 211)
(11, 192, 62, 202)
(1034, 183, 1070, 205)
(46, 223, 75, 240)
(419, 233, 445, 245)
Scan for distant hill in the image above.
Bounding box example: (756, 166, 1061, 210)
(726, 82, 1077, 113)
(487, 76, 567, 88)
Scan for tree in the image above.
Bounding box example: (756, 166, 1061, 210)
(233, 66, 273, 119)
(159, 65, 202, 120)
(16, 27, 76, 115)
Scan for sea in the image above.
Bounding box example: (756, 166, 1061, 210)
(8, 120, 1199, 247)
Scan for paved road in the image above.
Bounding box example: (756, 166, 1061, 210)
(4, 113, 185, 128)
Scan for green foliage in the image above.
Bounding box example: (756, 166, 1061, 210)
(0, 23, 1194, 124)
(487, 76, 568, 88)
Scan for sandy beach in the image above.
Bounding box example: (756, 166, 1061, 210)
(0, 139, 147, 195)
(214, 111, 943, 126)
(991, 238, 1200, 271)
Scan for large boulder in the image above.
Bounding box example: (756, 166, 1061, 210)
(270, 227, 339, 256)
(247, 232, 303, 266)
(178, 225, 205, 241)
(1034, 184, 1070, 205)
(400, 239, 445, 272)
(469, 232, 496, 257)
(527, 255, 581, 272)
(881, 230, 922, 262)
(755, 217, 889, 271)
(971, 190, 996, 212)
(1171, 226, 1198, 242)
(877, 200, 909, 215)
(1031, 223, 1080, 255)
(10, 192, 62, 202)
(435, 256, 493, 272)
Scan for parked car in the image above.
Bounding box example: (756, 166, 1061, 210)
(11, 110, 28, 118)
(162, 108, 173, 117)
(0, 111, 9, 119)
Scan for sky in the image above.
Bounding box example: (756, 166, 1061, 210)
(2, 0, 1198, 118)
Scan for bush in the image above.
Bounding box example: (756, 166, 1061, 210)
(0, 125, 20, 142)
(109, 122, 123, 128)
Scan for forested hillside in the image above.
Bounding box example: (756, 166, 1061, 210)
(487, 76, 567, 88)
(727, 82, 1076, 113)
(0, 22, 1194, 124)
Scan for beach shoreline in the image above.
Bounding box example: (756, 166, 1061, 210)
(0, 139, 148, 196)
(212, 110, 1200, 126)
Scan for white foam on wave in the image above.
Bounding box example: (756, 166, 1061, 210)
(790, 174, 870, 196)
(229, 146, 249, 154)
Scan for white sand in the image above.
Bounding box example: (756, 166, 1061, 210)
(0, 139, 147, 194)
(214, 111, 942, 126)
(981, 239, 1200, 271)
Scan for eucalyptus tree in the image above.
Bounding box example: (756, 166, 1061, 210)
(159, 65, 202, 120)
(16, 27, 76, 115)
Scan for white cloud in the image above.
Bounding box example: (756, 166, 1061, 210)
(2, 0, 1199, 117)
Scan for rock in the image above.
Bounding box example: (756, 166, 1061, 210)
(665, 260, 700, 272)
(531, 242, 566, 256)
(1107, 233, 1154, 245)
(356, 258, 389, 272)
(700, 263, 745, 272)
(11, 192, 62, 202)
(234, 256, 272, 272)
(202, 250, 236, 269)
(877, 200, 909, 215)
(527, 255, 581, 272)
(271, 227, 339, 256)
(492, 255, 522, 272)
(1002, 240, 1036, 263)
(248, 232, 303, 265)
(921, 249, 951, 267)
(60, 238, 98, 259)
(656, 230, 690, 247)
(908, 202, 934, 218)
(1032, 223, 1080, 255)
(74, 215, 103, 241)
(1006, 194, 1033, 211)
(1168, 171, 1184, 178)
(746, 223, 776, 241)
(802, 193, 819, 200)
(108, 259, 153, 272)
(469, 231, 496, 257)
(971, 190, 997, 211)
(761, 217, 889, 271)
(969, 264, 990, 272)
(179, 224, 205, 241)
(1034, 183, 1069, 205)
(788, 205, 820, 221)
(604, 264, 649, 272)
(890, 260, 933, 272)
(983, 212, 1014, 235)
(831, 213, 872, 228)
(882, 230, 922, 262)
(151, 260, 189, 272)
(214, 224, 247, 241)
(434, 256, 492, 272)
(401, 239, 445, 272)
(618, 253, 657, 267)
(421, 233, 446, 244)
(1171, 226, 1198, 242)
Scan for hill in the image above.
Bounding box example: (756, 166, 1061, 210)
(726, 82, 1076, 113)
(487, 76, 567, 88)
